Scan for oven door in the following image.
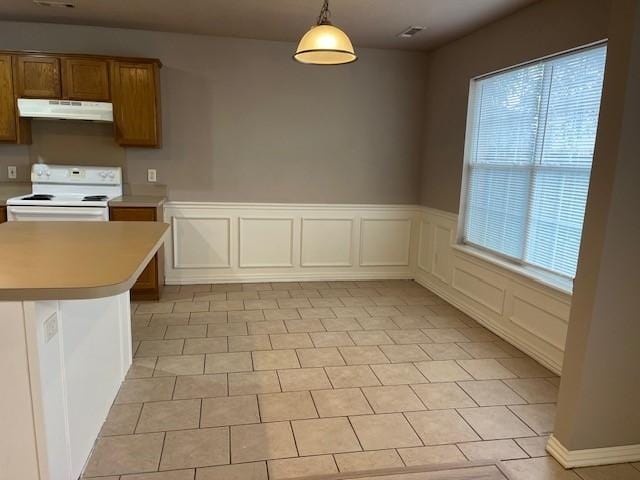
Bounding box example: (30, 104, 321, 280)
(7, 206, 109, 222)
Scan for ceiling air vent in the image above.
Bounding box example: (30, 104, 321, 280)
(33, 0, 76, 7)
(397, 26, 426, 38)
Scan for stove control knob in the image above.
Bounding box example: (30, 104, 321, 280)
(107, 172, 115, 179)
(99, 171, 108, 179)
(45, 171, 50, 177)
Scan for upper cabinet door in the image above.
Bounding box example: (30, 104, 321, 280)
(62, 58, 110, 101)
(0, 55, 17, 142)
(15, 55, 61, 98)
(111, 62, 162, 147)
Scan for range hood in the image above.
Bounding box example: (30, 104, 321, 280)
(17, 98, 114, 122)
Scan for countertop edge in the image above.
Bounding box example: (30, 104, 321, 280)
(108, 196, 166, 208)
(0, 224, 169, 302)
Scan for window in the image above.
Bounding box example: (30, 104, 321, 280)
(461, 44, 607, 278)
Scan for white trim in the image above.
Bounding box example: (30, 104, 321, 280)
(162, 201, 572, 375)
(546, 435, 640, 468)
(421, 206, 458, 223)
(413, 205, 570, 375)
(452, 244, 573, 295)
(163, 202, 419, 285)
(172, 216, 232, 269)
(166, 271, 414, 284)
(359, 217, 412, 267)
(451, 264, 506, 315)
(299, 217, 354, 268)
(166, 201, 418, 212)
(238, 217, 295, 268)
(414, 271, 562, 375)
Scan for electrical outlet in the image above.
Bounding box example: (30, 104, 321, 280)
(147, 169, 157, 183)
(43, 314, 58, 343)
(8, 166, 17, 179)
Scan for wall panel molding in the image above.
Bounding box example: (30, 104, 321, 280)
(300, 218, 354, 267)
(452, 262, 506, 315)
(164, 202, 572, 374)
(239, 217, 295, 268)
(164, 202, 418, 284)
(413, 206, 571, 375)
(172, 216, 231, 269)
(359, 218, 412, 267)
(417, 220, 432, 273)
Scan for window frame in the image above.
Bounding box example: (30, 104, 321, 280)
(457, 40, 607, 284)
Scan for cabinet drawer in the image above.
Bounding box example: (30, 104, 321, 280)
(109, 207, 156, 222)
(62, 58, 110, 101)
(16, 55, 61, 98)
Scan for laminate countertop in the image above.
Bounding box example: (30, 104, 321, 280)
(0, 221, 169, 301)
(108, 196, 166, 208)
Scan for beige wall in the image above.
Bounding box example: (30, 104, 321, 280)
(553, 0, 640, 451)
(419, 0, 611, 213)
(0, 21, 427, 204)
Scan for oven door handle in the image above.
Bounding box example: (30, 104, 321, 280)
(7, 206, 106, 217)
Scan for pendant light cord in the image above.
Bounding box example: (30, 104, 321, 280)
(317, 0, 331, 25)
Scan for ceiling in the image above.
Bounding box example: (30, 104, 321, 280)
(0, 0, 538, 51)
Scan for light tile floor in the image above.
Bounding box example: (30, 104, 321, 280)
(83, 280, 640, 480)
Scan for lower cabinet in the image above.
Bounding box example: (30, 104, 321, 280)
(109, 205, 164, 301)
(0, 206, 6, 223)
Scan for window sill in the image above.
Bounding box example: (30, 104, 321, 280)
(451, 244, 573, 296)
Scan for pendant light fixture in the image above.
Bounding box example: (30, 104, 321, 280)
(294, 0, 357, 65)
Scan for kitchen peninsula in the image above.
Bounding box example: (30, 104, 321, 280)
(0, 221, 168, 480)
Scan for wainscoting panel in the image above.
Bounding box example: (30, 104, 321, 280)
(301, 218, 353, 267)
(165, 202, 572, 374)
(507, 285, 570, 352)
(239, 218, 294, 268)
(172, 216, 231, 269)
(417, 220, 433, 273)
(432, 224, 455, 284)
(452, 259, 506, 315)
(164, 203, 418, 284)
(359, 218, 412, 267)
(414, 207, 571, 374)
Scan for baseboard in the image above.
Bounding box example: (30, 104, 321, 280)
(547, 435, 640, 468)
(165, 271, 414, 285)
(414, 271, 562, 375)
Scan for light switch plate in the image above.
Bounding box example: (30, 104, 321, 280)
(43, 314, 58, 343)
(147, 169, 157, 183)
(8, 166, 17, 179)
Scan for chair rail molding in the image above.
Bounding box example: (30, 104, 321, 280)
(164, 201, 571, 374)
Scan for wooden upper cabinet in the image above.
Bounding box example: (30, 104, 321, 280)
(62, 58, 110, 101)
(15, 55, 61, 98)
(0, 55, 17, 142)
(111, 61, 161, 147)
(0, 51, 161, 147)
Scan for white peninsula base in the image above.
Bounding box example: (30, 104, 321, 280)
(0, 293, 132, 480)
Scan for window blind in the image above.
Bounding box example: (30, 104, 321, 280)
(461, 44, 607, 278)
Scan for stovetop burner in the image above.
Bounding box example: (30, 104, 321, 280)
(82, 195, 108, 202)
(22, 194, 54, 201)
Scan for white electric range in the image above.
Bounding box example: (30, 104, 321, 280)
(7, 164, 123, 222)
